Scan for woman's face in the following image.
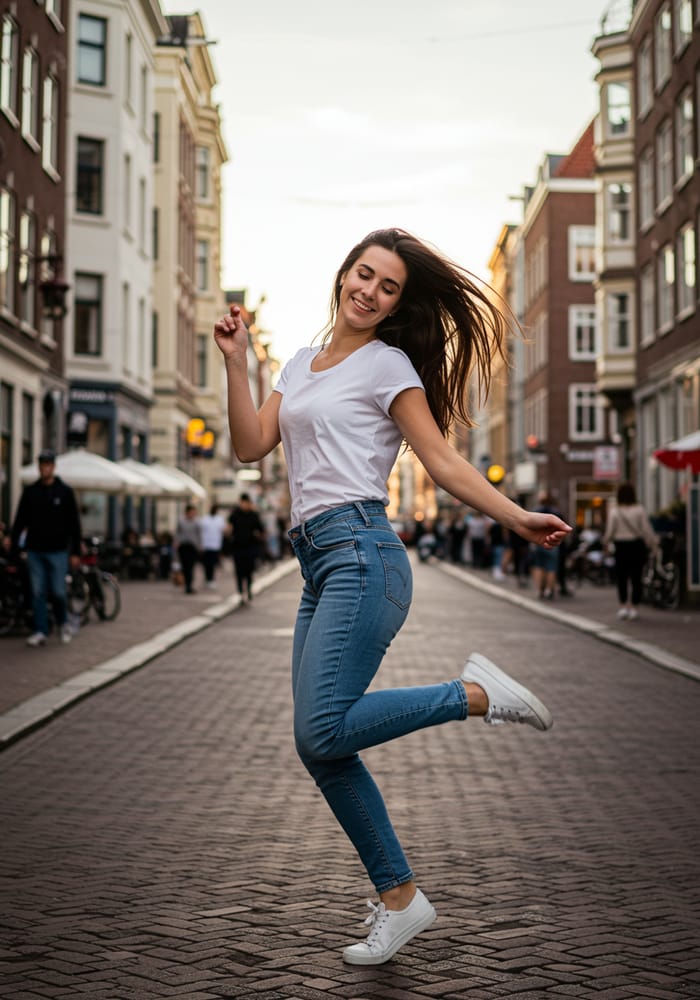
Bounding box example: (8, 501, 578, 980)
(338, 246, 406, 333)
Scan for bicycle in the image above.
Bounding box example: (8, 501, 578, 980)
(68, 542, 121, 624)
(642, 551, 680, 609)
(0, 553, 89, 636)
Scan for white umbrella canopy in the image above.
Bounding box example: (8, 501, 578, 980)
(20, 449, 150, 495)
(117, 458, 191, 499)
(150, 463, 207, 500)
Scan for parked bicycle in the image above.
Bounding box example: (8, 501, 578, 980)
(0, 554, 87, 636)
(67, 539, 121, 624)
(642, 550, 680, 609)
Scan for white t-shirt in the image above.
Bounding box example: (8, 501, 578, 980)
(198, 513, 226, 550)
(275, 339, 424, 527)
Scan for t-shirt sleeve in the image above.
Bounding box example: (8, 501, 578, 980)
(273, 346, 310, 396)
(372, 346, 425, 415)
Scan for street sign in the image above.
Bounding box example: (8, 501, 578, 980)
(593, 445, 621, 481)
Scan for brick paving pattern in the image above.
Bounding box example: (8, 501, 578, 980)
(1, 559, 700, 998)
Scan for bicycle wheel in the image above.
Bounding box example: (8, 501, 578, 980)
(67, 572, 90, 625)
(93, 572, 121, 621)
(658, 563, 680, 610)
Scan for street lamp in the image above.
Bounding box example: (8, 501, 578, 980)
(38, 254, 70, 320)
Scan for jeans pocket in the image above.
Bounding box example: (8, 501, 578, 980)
(377, 542, 412, 610)
(307, 521, 356, 552)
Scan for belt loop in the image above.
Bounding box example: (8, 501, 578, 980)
(354, 501, 371, 525)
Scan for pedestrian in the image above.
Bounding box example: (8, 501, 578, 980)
(174, 504, 201, 594)
(214, 227, 570, 965)
(228, 493, 265, 602)
(603, 481, 657, 620)
(198, 504, 227, 589)
(6, 449, 82, 646)
(530, 492, 562, 599)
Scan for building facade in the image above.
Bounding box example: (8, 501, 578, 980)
(0, 0, 70, 525)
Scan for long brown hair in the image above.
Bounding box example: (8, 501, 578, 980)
(327, 228, 510, 436)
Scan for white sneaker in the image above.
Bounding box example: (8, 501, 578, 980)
(26, 632, 47, 647)
(617, 608, 629, 620)
(461, 653, 553, 731)
(342, 888, 436, 965)
(628, 608, 638, 620)
(60, 624, 73, 644)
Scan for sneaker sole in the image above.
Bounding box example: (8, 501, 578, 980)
(462, 653, 553, 731)
(342, 904, 437, 965)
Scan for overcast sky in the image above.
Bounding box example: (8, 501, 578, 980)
(164, 0, 611, 363)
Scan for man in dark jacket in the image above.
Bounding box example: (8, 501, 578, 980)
(228, 493, 265, 603)
(9, 450, 82, 646)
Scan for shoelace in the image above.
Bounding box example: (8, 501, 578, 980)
(486, 704, 525, 724)
(362, 900, 389, 946)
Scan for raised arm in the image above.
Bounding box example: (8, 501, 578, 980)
(213, 305, 282, 463)
(391, 388, 571, 548)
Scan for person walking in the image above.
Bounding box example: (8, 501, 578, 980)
(530, 492, 562, 599)
(198, 504, 227, 589)
(174, 504, 201, 594)
(228, 493, 264, 602)
(7, 449, 82, 646)
(214, 228, 570, 965)
(603, 481, 657, 620)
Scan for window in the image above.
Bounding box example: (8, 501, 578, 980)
(568, 306, 597, 359)
(638, 35, 653, 117)
(195, 146, 210, 199)
(568, 226, 596, 281)
(125, 33, 133, 109)
(675, 89, 694, 184)
(140, 64, 148, 132)
(41, 74, 59, 175)
(18, 211, 36, 329)
(0, 187, 16, 313)
(151, 311, 158, 368)
(153, 111, 160, 163)
(152, 207, 159, 261)
(654, 4, 672, 90)
(640, 263, 655, 345)
(677, 223, 696, 315)
(195, 239, 209, 291)
(73, 273, 103, 355)
(196, 333, 208, 387)
(0, 15, 18, 119)
(608, 182, 632, 242)
(123, 153, 131, 231)
(77, 15, 107, 86)
(21, 48, 39, 142)
(76, 137, 104, 214)
(608, 292, 631, 351)
(39, 229, 57, 340)
(673, 0, 693, 52)
(46, 0, 62, 21)
(21, 393, 34, 466)
(0, 382, 13, 525)
(639, 146, 655, 228)
(655, 119, 673, 208)
(606, 81, 631, 137)
(657, 244, 674, 331)
(138, 178, 146, 253)
(569, 385, 604, 440)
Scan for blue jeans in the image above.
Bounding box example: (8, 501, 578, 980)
(289, 501, 468, 893)
(26, 549, 69, 635)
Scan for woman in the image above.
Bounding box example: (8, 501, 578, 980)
(214, 228, 570, 965)
(603, 481, 657, 620)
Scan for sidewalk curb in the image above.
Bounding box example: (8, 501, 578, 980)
(437, 561, 700, 683)
(0, 559, 299, 751)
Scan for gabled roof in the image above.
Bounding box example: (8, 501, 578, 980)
(553, 119, 596, 179)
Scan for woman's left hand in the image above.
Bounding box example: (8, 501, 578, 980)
(516, 512, 572, 549)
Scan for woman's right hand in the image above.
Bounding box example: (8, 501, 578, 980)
(214, 305, 249, 364)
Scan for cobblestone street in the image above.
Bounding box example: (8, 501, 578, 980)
(1, 558, 699, 998)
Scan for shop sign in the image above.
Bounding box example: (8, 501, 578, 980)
(593, 445, 621, 481)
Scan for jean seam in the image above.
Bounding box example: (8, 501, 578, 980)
(341, 773, 411, 892)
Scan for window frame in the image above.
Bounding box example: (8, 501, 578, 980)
(20, 47, 39, 144)
(654, 2, 672, 92)
(0, 14, 18, 122)
(0, 186, 16, 314)
(676, 222, 696, 317)
(655, 118, 673, 211)
(656, 243, 675, 333)
(73, 272, 103, 356)
(41, 73, 59, 177)
(568, 305, 597, 360)
(77, 14, 107, 87)
(569, 384, 605, 442)
(605, 80, 631, 138)
(568, 226, 596, 282)
(18, 210, 36, 330)
(607, 181, 633, 243)
(639, 261, 656, 346)
(607, 291, 632, 352)
(675, 88, 694, 186)
(76, 136, 105, 214)
(637, 34, 653, 118)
